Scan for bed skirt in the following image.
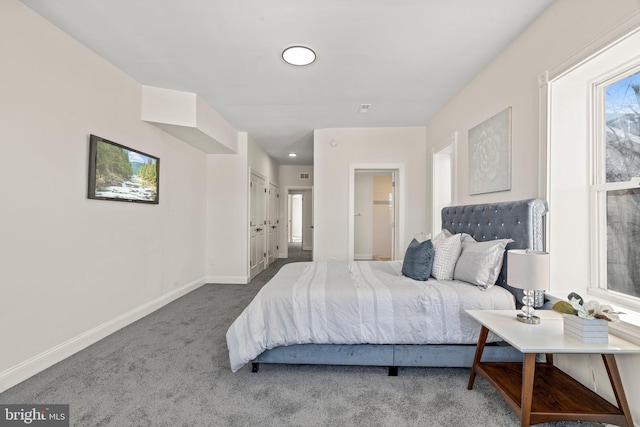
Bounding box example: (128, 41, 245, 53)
(251, 343, 523, 375)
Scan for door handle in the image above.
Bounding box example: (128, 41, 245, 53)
(256, 228, 263, 232)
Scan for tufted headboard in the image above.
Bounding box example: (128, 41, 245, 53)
(441, 198, 548, 306)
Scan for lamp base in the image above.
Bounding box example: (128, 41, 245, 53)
(517, 313, 541, 325)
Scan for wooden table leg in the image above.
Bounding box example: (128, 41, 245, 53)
(602, 354, 634, 427)
(468, 326, 489, 390)
(520, 353, 536, 427)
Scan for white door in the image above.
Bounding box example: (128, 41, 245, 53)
(354, 175, 373, 260)
(250, 173, 267, 280)
(268, 183, 279, 265)
(290, 194, 303, 242)
(301, 189, 314, 252)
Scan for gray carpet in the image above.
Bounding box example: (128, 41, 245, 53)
(0, 244, 604, 426)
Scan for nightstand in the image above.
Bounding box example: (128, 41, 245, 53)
(466, 309, 640, 427)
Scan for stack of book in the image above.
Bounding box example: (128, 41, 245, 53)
(563, 314, 609, 344)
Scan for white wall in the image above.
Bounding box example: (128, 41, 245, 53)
(426, 0, 640, 208)
(205, 133, 280, 284)
(314, 127, 427, 261)
(279, 165, 314, 186)
(248, 135, 279, 186)
(425, 2, 640, 296)
(425, 0, 640, 423)
(205, 134, 248, 284)
(0, 0, 207, 391)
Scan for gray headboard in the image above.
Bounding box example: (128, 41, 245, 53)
(441, 198, 548, 306)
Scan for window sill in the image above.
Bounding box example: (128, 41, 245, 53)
(545, 292, 640, 346)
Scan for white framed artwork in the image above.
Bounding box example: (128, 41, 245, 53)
(468, 107, 512, 195)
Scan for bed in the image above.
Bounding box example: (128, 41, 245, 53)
(226, 198, 548, 374)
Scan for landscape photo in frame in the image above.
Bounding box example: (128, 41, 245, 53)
(88, 135, 159, 204)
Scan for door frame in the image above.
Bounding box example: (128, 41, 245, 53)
(431, 131, 457, 235)
(282, 185, 314, 259)
(288, 193, 303, 243)
(249, 170, 267, 280)
(348, 163, 404, 262)
(267, 182, 279, 267)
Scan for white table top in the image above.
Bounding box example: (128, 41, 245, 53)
(467, 309, 640, 354)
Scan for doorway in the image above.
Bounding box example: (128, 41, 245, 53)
(352, 169, 398, 261)
(432, 132, 457, 234)
(289, 194, 303, 243)
(285, 187, 313, 259)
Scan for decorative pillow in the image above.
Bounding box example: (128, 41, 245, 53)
(401, 238, 435, 281)
(412, 232, 431, 244)
(431, 229, 452, 245)
(431, 233, 462, 280)
(453, 238, 513, 289)
(459, 233, 475, 243)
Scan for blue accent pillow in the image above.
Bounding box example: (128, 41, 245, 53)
(401, 238, 435, 281)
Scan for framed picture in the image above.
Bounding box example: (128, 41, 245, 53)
(88, 134, 159, 204)
(468, 107, 511, 195)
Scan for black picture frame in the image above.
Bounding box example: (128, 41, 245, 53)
(88, 134, 159, 204)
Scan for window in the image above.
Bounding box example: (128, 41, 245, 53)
(592, 67, 640, 301)
(546, 26, 640, 324)
(545, 24, 640, 346)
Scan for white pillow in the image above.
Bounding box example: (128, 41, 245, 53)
(459, 233, 475, 243)
(431, 233, 462, 280)
(453, 238, 513, 289)
(432, 229, 452, 243)
(413, 232, 431, 243)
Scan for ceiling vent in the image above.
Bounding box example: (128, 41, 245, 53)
(358, 104, 371, 113)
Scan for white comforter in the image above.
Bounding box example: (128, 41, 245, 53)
(226, 261, 515, 372)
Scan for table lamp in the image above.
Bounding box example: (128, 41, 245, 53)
(507, 249, 549, 325)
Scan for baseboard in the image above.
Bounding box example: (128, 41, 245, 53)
(354, 253, 373, 260)
(206, 275, 248, 284)
(0, 277, 206, 393)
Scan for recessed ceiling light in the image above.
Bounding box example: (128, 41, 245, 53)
(288, 152, 297, 157)
(282, 46, 316, 66)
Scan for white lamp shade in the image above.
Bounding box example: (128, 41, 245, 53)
(506, 249, 549, 291)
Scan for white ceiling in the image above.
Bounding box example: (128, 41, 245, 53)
(20, 0, 556, 165)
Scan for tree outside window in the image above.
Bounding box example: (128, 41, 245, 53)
(600, 69, 640, 299)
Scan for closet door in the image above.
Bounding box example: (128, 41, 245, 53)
(250, 173, 267, 280)
(268, 183, 279, 266)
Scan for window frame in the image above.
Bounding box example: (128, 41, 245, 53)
(589, 63, 640, 309)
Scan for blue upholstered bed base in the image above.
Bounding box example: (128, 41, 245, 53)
(252, 343, 522, 374)
(251, 199, 548, 374)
